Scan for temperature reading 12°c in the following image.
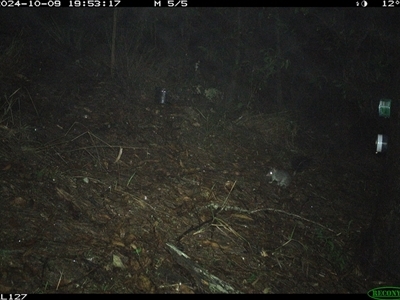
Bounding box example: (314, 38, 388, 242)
(382, 0, 400, 6)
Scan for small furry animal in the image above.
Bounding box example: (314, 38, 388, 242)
(267, 168, 292, 187)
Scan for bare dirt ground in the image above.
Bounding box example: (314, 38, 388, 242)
(0, 27, 395, 294)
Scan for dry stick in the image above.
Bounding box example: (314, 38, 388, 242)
(257, 207, 336, 234)
(1, 90, 18, 123)
(25, 88, 39, 117)
(114, 147, 123, 163)
(31, 122, 148, 152)
(56, 270, 63, 290)
(87, 130, 103, 167)
(205, 203, 336, 234)
(219, 180, 236, 210)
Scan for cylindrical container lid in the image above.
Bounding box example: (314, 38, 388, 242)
(159, 88, 167, 104)
(376, 134, 388, 153)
